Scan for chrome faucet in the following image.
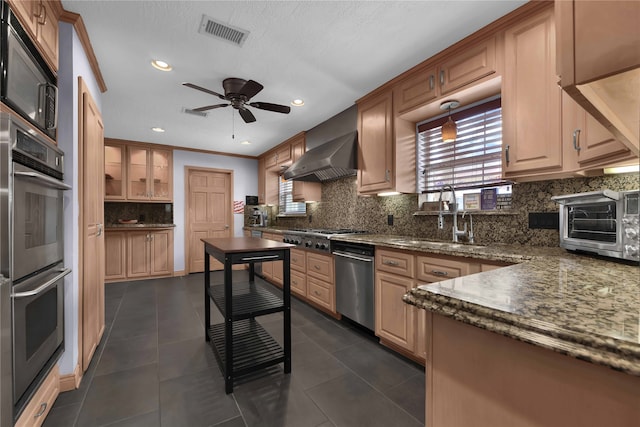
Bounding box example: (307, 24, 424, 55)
(462, 211, 475, 244)
(438, 184, 467, 243)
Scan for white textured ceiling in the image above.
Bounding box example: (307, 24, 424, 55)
(61, 0, 527, 157)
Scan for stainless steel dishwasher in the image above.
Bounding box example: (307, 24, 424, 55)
(332, 240, 375, 331)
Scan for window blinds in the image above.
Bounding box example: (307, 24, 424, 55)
(278, 176, 306, 215)
(417, 99, 504, 193)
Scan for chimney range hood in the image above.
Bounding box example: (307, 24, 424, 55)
(283, 131, 358, 182)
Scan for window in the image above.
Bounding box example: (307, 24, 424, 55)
(417, 98, 505, 193)
(278, 175, 306, 215)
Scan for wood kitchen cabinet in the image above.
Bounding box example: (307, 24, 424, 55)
(105, 228, 174, 282)
(561, 92, 635, 170)
(104, 139, 173, 201)
(357, 90, 394, 194)
(395, 36, 499, 115)
(127, 146, 172, 201)
(127, 229, 173, 278)
(556, 0, 639, 155)
(306, 251, 335, 313)
(290, 134, 321, 202)
(105, 230, 127, 281)
(104, 141, 126, 200)
(502, 6, 563, 178)
(261, 233, 283, 287)
(8, 0, 60, 72)
(290, 248, 307, 297)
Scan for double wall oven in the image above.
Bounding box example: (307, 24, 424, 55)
(1, 110, 70, 419)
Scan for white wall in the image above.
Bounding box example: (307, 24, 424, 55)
(172, 150, 257, 272)
(57, 22, 102, 376)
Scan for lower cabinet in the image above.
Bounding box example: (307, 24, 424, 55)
(305, 252, 336, 313)
(290, 248, 307, 298)
(375, 247, 512, 363)
(105, 229, 174, 282)
(15, 365, 59, 427)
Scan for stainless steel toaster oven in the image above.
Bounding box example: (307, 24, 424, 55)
(552, 189, 639, 262)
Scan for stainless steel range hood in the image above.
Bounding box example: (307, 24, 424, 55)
(283, 131, 358, 182)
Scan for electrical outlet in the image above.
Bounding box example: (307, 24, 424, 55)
(528, 212, 559, 230)
(387, 214, 394, 226)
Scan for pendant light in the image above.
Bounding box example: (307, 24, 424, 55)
(440, 100, 460, 142)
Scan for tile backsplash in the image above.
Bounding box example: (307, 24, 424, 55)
(105, 202, 173, 225)
(264, 173, 639, 247)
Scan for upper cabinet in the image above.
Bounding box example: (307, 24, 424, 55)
(258, 132, 320, 205)
(395, 36, 499, 115)
(104, 141, 126, 200)
(502, 7, 562, 177)
(104, 139, 173, 202)
(7, 0, 59, 72)
(556, 0, 640, 156)
(356, 90, 396, 194)
(127, 146, 172, 201)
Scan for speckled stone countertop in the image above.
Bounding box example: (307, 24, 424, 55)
(324, 233, 640, 376)
(106, 223, 176, 229)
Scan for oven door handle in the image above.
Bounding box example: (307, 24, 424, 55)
(14, 170, 71, 190)
(12, 268, 71, 298)
(333, 251, 374, 263)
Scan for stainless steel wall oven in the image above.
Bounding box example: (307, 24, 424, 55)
(1, 110, 70, 420)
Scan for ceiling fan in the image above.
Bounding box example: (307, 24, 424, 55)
(182, 78, 291, 123)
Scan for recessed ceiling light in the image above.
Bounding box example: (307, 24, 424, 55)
(151, 60, 172, 71)
(240, 140, 251, 145)
(151, 127, 165, 133)
(291, 99, 304, 106)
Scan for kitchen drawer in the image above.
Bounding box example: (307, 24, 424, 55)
(376, 249, 415, 278)
(307, 276, 334, 311)
(290, 248, 306, 272)
(290, 269, 307, 297)
(416, 255, 472, 283)
(306, 252, 334, 283)
(15, 365, 59, 427)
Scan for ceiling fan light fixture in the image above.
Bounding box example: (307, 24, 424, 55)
(151, 60, 172, 72)
(291, 99, 305, 107)
(440, 100, 460, 142)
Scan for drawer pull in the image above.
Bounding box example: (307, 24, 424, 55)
(314, 265, 320, 270)
(292, 280, 298, 285)
(431, 270, 448, 276)
(383, 260, 399, 266)
(35, 402, 47, 418)
(292, 257, 297, 262)
(314, 290, 320, 296)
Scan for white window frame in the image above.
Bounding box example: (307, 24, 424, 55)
(278, 175, 306, 215)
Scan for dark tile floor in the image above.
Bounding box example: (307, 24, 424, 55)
(44, 271, 425, 427)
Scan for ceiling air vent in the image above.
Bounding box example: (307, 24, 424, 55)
(198, 15, 249, 46)
(182, 107, 208, 118)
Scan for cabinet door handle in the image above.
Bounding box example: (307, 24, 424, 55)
(314, 265, 320, 270)
(383, 260, 399, 266)
(505, 145, 510, 166)
(385, 169, 390, 182)
(431, 270, 449, 276)
(572, 129, 581, 152)
(97, 223, 103, 237)
(429, 74, 435, 90)
(34, 402, 47, 418)
(440, 70, 445, 86)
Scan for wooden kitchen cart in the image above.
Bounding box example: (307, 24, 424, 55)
(202, 237, 294, 393)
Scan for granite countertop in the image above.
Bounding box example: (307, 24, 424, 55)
(106, 223, 176, 229)
(328, 233, 640, 376)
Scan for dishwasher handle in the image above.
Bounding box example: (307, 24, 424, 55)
(333, 250, 374, 263)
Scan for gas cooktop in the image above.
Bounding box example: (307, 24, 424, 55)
(283, 229, 367, 252)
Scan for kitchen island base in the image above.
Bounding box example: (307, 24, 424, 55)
(425, 312, 640, 427)
(202, 237, 293, 394)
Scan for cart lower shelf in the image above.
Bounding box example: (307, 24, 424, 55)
(207, 318, 285, 377)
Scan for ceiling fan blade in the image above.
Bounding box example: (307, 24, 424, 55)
(238, 107, 256, 123)
(249, 102, 291, 114)
(239, 80, 264, 100)
(191, 104, 230, 112)
(182, 82, 226, 100)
